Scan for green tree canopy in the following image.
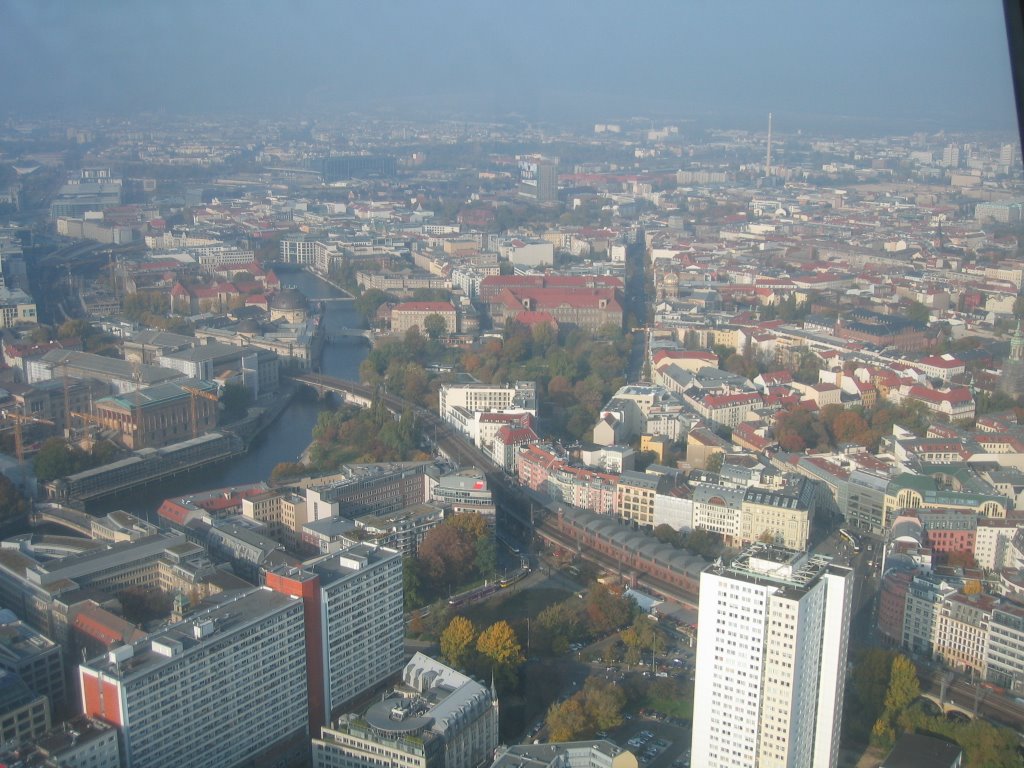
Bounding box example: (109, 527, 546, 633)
(219, 383, 250, 422)
(423, 313, 448, 340)
(584, 584, 635, 634)
(0, 473, 29, 523)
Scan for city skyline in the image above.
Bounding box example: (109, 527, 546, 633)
(0, 0, 1018, 133)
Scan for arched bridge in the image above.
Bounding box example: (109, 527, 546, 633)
(919, 693, 975, 720)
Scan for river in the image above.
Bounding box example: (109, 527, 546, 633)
(87, 270, 368, 520)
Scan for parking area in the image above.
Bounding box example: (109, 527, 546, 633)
(607, 714, 691, 768)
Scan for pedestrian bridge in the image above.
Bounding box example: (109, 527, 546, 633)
(324, 328, 374, 343)
(30, 504, 93, 537)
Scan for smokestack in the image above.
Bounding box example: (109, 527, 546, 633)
(766, 112, 773, 178)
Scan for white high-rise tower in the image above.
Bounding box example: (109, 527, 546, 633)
(766, 112, 773, 178)
(691, 544, 853, 768)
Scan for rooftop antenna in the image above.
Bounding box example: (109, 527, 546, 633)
(766, 112, 773, 178)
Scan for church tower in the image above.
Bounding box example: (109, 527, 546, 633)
(1001, 319, 1024, 397)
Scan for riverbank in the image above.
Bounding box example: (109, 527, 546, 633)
(306, 269, 355, 298)
(85, 270, 371, 517)
(228, 385, 298, 447)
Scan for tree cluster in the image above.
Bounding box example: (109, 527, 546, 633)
(459, 322, 632, 442)
(353, 289, 394, 326)
(535, 599, 587, 655)
(620, 615, 664, 666)
(545, 678, 627, 742)
(439, 616, 525, 690)
(307, 400, 424, 472)
(404, 513, 497, 608)
(118, 587, 174, 627)
(33, 437, 117, 482)
(219, 383, 251, 422)
(0, 473, 29, 524)
(583, 584, 637, 635)
(775, 400, 934, 455)
(359, 330, 451, 409)
(844, 650, 1018, 766)
(123, 292, 190, 332)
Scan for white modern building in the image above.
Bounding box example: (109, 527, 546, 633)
(79, 588, 308, 768)
(313, 653, 499, 768)
(266, 544, 405, 730)
(692, 544, 853, 768)
(439, 381, 537, 439)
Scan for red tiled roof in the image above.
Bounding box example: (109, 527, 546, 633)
(703, 392, 762, 408)
(495, 425, 538, 444)
(907, 385, 973, 405)
(513, 310, 558, 327)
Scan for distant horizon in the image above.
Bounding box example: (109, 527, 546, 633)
(0, 1, 1018, 136)
(1, 106, 1018, 143)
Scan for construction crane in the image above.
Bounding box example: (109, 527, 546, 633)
(130, 361, 144, 446)
(1, 411, 55, 464)
(69, 411, 108, 450)
(61, 362, 71, 439)
(181, 385, 219, 440)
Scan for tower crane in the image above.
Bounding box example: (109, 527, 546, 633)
(1, 411, 55, 464)
(69, 411, 108, 450)
(181, 385, 219, 440)
(130, 361, 144, 446)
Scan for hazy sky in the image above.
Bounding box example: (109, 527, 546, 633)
(0, 0, 1018, 132)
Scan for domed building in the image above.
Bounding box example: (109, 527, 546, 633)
(660, 271, 680, 301)
(269, 287, 309, 323)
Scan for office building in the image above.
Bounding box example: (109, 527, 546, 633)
(517, 155, 558, 203)
(430, 468, 497, 526)
(692, 544, 853, 768)
(0, 670, 51, 746)
(305, 462, 432, 522)
(492, 740, 637, 768)
(615, 471, 665, 526)
(0, 714, 121, 768)
(79, 588, 308, 768)
(313, 653, 499, 768)
(158, 342, 279, 398)
(265, 544, 404, 732)
(0, 286, 37, 327)
(0, 609, 66, 717)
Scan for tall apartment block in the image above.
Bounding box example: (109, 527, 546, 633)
(692, 544, 853, 768)
(79, 588, 308, 768)
(265, 543, 405, 733)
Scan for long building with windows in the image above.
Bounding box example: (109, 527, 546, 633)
(692, 545, 853, 768)
(78, 588, 308, 768)
(265, 544, 404, 733)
